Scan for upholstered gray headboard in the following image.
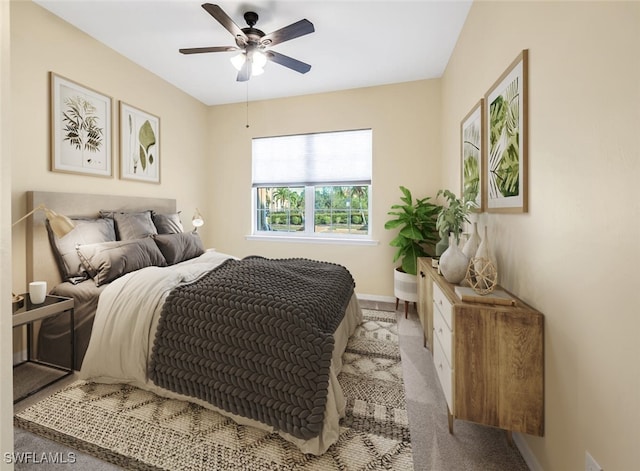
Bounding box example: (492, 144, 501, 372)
(27, 191, 177, 289)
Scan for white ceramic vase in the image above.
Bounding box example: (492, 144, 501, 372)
(474, 225, 496, 273)
(462, 222, 481, 259)
(439, 233, 469, 284)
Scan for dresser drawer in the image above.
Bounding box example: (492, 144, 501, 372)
(432, 282, 452, 329)
(433, 307, 453, 368)
(433, 334, 453, 411)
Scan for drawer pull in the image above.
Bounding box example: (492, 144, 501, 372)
(438, 328, 443, 334)
(420, 271, 425, 278)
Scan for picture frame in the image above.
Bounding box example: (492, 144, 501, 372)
(50, 73, 112, 177)
(461, 99, 485, 212)
(119, 102, 160, 183)
(484, 49, 528, 213)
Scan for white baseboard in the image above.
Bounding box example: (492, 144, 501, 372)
(513, 432, 543, 471)
(355, 293, 396, 303)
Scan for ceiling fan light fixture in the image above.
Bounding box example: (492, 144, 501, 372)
(230, 52, 246, 71)
(230, 50, 267, 76)
(253, 50, 267, 69)
(251, 50, 267, 76)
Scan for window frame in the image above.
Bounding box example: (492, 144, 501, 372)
(251, 183, 373, 243)
(250, 129, 373, 243)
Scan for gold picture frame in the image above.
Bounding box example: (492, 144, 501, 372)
(484, 49, 529, 213)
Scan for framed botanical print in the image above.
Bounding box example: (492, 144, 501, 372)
(50, 73, 113, 177)
(461, 99, 485, 211)
(119, 102, 160, 183)
(484, 49, 529, 213)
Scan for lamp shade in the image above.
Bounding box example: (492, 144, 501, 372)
(230, 52, 246, 71)
(44, 208, 75, 238)
(12, 204, 75, 238)
(230, 49, 267, 76)
(253, 50, 267, 69)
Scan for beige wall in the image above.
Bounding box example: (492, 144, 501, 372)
(441, 1, 640, 470)
(207, 80, 442, 297)
(10, 0, 210, 293)
(8, 1, 639, 470)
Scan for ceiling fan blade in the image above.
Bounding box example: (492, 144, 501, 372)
(202, 3, 248, 44)
(236, 60, 251, 82)
(266, 51, 311, 74)
(179, 46, 238, 54)
(261, 19, 314, 47)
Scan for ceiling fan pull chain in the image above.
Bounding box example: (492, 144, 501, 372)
(246, 81, 250, 128)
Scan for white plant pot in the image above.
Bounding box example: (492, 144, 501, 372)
(393, 267, 418, 303)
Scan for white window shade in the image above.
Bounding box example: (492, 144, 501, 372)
(252, 129, 372, 187)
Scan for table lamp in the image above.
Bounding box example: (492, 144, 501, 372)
(12, 203, 75, 238)
(11, 203, 75, 307)
(192, 209, 204, 233)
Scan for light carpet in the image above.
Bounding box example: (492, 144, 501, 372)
(14, 309, 413, 470)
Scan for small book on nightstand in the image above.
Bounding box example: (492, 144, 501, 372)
(454, 286, 516, 306)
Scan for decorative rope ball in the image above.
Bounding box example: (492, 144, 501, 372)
(465, 257, 498, 295)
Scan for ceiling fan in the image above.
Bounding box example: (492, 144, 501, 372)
(179, 3, 315, 82)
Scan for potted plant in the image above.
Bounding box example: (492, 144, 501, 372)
(435, 189, 475, 245)
(385, 186, 441, 312)
(435, 189, 476, 283)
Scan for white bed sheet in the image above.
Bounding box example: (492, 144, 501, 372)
(79, 250, 362, 455)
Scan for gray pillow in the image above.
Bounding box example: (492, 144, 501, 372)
(46, 217, 116, 283)
(76, 238, 167, 287)
(153, 232, 204, 265)
(100, 210, 157, 240)
(152, 212, 184, 234)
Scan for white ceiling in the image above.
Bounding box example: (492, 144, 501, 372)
(34, 0, 472, 106)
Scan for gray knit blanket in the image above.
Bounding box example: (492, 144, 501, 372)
(149, 256, 355, 440)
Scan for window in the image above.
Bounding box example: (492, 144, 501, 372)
(252, 129, 372, 241)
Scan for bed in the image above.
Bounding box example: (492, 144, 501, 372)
(27, 190, 363, 455)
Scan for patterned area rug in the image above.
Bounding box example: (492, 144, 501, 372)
(15, 309, 413, 470)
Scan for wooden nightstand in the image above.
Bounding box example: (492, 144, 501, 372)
(12, 294, 74, 403)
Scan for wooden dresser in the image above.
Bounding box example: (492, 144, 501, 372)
(417, 257, 544, 437)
